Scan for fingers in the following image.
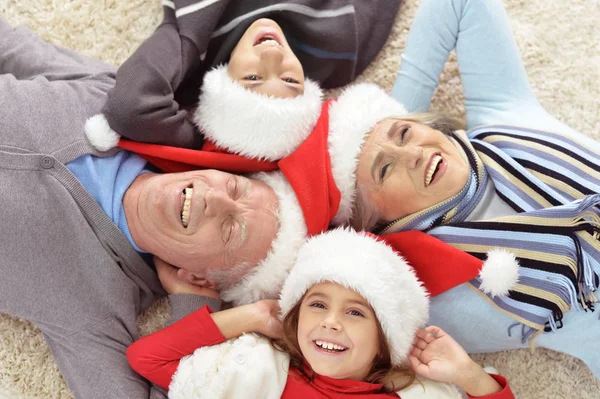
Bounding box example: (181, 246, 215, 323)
(413, 336, 429, 350)
(408, 353, 431, 378)
(424, 325, 447, 338)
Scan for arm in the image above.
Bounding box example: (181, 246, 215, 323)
(0, 16, 115, 80)
(409, 326, 514, 398)
(392, 0, 536, 128)
(101, 11, 204, 149)
(394, 0, 592, 148)
(127, 301, 282, 390)
(102, 0, 234, 149)
(126, 305, 225, 390)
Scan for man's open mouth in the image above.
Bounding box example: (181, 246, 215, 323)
(180, 187, 193, 228)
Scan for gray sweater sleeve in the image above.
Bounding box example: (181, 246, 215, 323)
(167, 294, 222, 327)
(0, 17, 116, 80)
(101, 15, 205, 149)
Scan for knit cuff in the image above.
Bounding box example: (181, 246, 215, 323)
(167, 294, 222, 327)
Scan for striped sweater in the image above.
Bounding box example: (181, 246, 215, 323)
(102, 0, 401, 149)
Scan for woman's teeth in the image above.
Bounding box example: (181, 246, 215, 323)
(181, 188, 192, 227)
(425, 155, 443, 187)
(315, 340, 347, 352)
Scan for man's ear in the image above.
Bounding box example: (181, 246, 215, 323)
(176, 268, 217, 289)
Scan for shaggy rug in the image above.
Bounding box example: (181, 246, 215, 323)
(1, 0, 599, 398)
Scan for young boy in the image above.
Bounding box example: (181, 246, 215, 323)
(90, 0, 400, 150)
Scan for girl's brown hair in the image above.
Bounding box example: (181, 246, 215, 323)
(272, 294, 416, 393)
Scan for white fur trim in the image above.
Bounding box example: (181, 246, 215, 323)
(398, 378, 465, 399)
(279, 228, 429, 365)
(195, 65, 323, 161)
(479, 248, 520, 297)
(221, 171, 307, 306)
(169, 333, 289, 399)
(84, 113, 121, 151)
(327, 84, 407, 226)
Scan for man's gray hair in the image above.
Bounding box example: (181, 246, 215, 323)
(208, 199, 281, 290)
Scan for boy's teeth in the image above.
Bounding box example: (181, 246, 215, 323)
(425, 155, 442, 186)
(181, 188, 193, 227)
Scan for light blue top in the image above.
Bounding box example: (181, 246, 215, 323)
(67, 152, 149, 252)
(391, 0, 600, 377)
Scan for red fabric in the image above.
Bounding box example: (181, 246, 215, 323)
(380, 230, 485, 297)
(121, 101, 339, 237)
(467, 375, 514, 399)
(282, 368, 397, 398)
(118, 139, 278, 174)
(127, 305, 513, 398)
(279, 100, 340, 236)
(126, 306, 225, 390)
(119, 102, 488, 297)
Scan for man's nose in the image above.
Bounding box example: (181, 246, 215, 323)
(204, 189, 237, 216)
(320, 313, 342, 331)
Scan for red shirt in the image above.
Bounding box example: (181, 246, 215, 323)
(127, 306, 514, 398)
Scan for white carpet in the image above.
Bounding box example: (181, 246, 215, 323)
(1, 0, 599, 397)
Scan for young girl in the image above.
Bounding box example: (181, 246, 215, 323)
(126, 228, 514, 398)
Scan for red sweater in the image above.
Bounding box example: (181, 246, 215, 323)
(127, 306, 514, 399)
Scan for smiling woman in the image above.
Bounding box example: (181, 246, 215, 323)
(330, 0, 600, 381)
(354, 113, 467, 225)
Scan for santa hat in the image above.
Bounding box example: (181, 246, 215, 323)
(194, 65, 323, 161)
(84, 64, 323, 157)
(220, 171, 308, 306)
(86, 81, 518, 300)
(326, 83, 408, 226)
(279, 228, 429, 365)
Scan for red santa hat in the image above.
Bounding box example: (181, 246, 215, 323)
(85, 81, 518, 300)
(325, 83, 409, 225)
(279, 227, 429, 365)
(195, 65, 323, 161)
(84, 64, 323, 157)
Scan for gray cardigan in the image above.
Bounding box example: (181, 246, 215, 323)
(0, 18, 218, 399)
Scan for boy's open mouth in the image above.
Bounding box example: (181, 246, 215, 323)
(254, 32, 282, 47)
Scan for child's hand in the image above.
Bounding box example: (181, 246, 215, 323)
(408, 326, 474, 384)
(154, 257, 220, 299)
(409, 326, 502, 396)
(251, 299, 283, 339)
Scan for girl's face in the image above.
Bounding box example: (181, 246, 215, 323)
(297, 282, 379, 381)
(356, 119, 470, 222)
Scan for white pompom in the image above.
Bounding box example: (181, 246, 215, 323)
(479, 248, 520, 297)
(84, 114, 120, 151)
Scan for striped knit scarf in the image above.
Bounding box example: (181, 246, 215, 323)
(378, 126, 600, 336)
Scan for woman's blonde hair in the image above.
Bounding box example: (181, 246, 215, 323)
(272, 293, 416, 393)
(350, 111, 465, 232)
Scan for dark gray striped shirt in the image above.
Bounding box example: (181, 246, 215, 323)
(102, 0, 401, 149)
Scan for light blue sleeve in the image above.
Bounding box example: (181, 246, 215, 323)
(392, 0, 579, 136)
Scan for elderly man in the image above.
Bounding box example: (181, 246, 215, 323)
(0, 17, 308, 399)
